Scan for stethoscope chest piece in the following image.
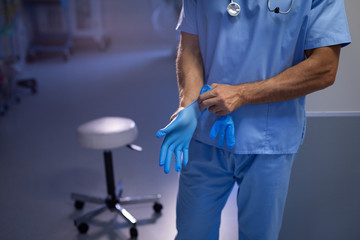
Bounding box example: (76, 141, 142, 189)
(227, 0, 241, 16)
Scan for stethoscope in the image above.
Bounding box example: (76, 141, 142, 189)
(227, 0, 294, 16)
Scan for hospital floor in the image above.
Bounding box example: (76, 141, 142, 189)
(0, 43, 240, 240)
(0, 42, 359, 240)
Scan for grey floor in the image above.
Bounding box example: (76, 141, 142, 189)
(0, 42, 239, 240)
(1, 42, 360, 240)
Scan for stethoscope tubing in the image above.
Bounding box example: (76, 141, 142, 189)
(267, 0, 294, 14)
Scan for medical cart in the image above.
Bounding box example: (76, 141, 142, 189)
(0, 0, 37, 116)
(23, 0, 73, 61)
(68, 0, 110, 51)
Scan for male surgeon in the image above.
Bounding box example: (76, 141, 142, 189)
(157, 0, 351, 239)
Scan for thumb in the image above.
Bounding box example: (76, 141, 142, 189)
(156, 114, 180, 138)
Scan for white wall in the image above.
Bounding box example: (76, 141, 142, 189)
(306, 0, 360, 114)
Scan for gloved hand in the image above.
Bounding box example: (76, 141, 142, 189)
(156, 85, 212, 174)
(209, 114, 235, 149)
(156, 100, 201, 174)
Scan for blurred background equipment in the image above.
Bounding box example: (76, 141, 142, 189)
(151, 0, 181, 33)
(0, 0, 37, 116)
(23, 0, 73, 62)
(68, 0, 110, 51)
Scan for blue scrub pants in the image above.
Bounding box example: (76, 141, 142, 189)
(175, 139, 296, 240)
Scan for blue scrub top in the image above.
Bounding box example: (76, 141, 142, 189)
(177, 0, 351, 154)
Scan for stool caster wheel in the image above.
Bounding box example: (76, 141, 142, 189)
(130, 226, 138, 238)
(153, 202, 163, 213)
(77, 222, 89, 234)
(74, 200, 85, 210)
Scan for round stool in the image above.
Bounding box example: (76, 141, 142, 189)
(71, 117, 162, 238)
(77, 117, 138, 150)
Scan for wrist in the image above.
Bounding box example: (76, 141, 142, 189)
(170, 107, 185, 122)
(179, 96, 199, 108)
(179, 85, 203, 108)
(235, 84, 248, 107)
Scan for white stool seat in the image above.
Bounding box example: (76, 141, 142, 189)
(77, 117, 138, 150)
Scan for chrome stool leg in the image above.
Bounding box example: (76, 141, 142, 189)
(73, 204, 107, 234)
(120, 194, 162, 205)
(114, 203, 138, 238)
(71, 150, 162, 239)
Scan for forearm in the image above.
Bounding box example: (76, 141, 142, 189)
(240, 45, 341, 105)
(198, 45, 341, 116)
(176, 32, 204, 108)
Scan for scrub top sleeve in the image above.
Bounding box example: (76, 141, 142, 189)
(176, 0, 198, 35)
(305, 0, 351, 50)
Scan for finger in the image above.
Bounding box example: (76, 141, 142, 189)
(156, 129, 166, 138)
(210, 120, 221, 139)
(215, 110, 229, 116)
(174, 149, 182, 172)
(164, 145, 175, 174)
(199, 103, 207, 112)
(159, 141, 169, 166)
(183, 148, 189, 167)
(226, 124, 235, 149)
(218, 125, 226, 147)
(198, 89, 218, 103)
(200, 98, 219, 111)
(210, 83, 219, 89)
(156, 115, 180, 138)
(208, 104, 223, 114)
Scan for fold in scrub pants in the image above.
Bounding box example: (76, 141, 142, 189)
(175, 139, 296, 240)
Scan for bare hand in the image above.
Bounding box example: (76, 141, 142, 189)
(198, 83, 243, 116)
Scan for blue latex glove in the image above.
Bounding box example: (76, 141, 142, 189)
(210, 114, 235, 149)
(156, 85, 211, 174)
(200, 84, 212, 94)
(201, 85, 236, 149)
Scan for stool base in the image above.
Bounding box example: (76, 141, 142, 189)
(71, 150, 162, 239)
(71, 182, 162, 238)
